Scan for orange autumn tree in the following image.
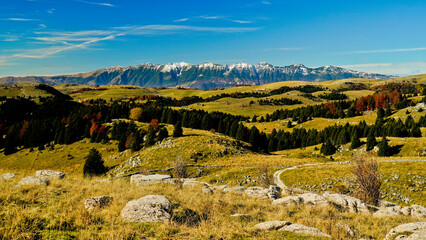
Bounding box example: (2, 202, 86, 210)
(129, 107, 143, 121)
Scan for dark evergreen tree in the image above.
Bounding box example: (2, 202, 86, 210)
(249, 126, 260, 151)
(320, 139, 336, 156)
(366, 129, 377, 151)
(83, 148, 107, 177)
(378, 136, 391, 157)
(118, 135, 126, 152)
(235, 124, 247, 141)
(385, 105, 392, 117)
(350, 131, 361, 149)
(411, 125, 422, 137)
(156, 127, 169, 142)
(131, 130, 143, 152)
(287, 121, 293, 128)
(145, 124, 156, 146)
(173, 121, 183, 138)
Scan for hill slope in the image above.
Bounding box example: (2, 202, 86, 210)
(0, 62, 391, 89)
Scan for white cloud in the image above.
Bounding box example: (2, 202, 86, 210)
(1, 18, 38, 21)
(200, 16, 223, 20)
(340, 62, 426, 76)
(278, 47, 305, 51)
(262, 1, 271, 4)
(340, 47, 426, 54)
(173, 18, 189, 22)
(47, 8, 56, 14)
(231, 20, 251, 24)
(39, 24, 47, 29)
(77, 0, 114, 7)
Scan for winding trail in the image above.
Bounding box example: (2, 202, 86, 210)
(273, 159, 426, 192)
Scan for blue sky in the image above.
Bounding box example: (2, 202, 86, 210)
(1, 0, 426, 76)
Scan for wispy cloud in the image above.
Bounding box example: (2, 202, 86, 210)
(1, 18, 38, 21)
(200, 16, 223, 20)
(38, 24, 47, 29)
(340, 62, 426, 76)
(231, 20, 251, 24)
(0, 24, 260, 64)
(76, 0, 114, 7)
(173, 18, 189, 23)
(261, 1, 272, 4)
(47, 8, 55, 14)
(339, 47, 426, 54)
(278, 47, 305, 51)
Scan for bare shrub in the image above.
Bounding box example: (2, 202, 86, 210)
(352, 156, 381, 206)
(258, 165, 271, 187)
(173, 157, 188, 189)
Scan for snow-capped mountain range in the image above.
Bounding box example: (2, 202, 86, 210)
(0, 62, 392, 89)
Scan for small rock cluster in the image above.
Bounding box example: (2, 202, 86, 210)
(253, 220, 331, 238)
(384, 222, 426, 240)
(13, 169, 67, 186)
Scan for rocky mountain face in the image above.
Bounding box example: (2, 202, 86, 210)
(0, 62, 392, 89)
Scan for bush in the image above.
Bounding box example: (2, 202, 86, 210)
(83, 148, 107, 177)
(352, 157, 381, 206)
(378, 136, 391, 157)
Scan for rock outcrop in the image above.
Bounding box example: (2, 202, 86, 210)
(253, 221, 291, 230)
(36, 170, 66, 179)
(279, 224, 331, 238)
(18, 176, 49, 186)
(130, 174, 176, 186)
(121, 195, 172, 223)
(84, 196, 113, 210)
(0, 173, 15, 180)
(323, 192, 370, 213)
(384, 222, 426, 240)
(244, 186, 280, 199)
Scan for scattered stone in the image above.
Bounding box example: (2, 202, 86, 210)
(323, 192, 369, 213)
(84, 196, 113, 210)
(182, 179, 209, 188)
(272, 196, 303, 206)
(18, 176, 49, 186)
(121, 195, 172, 223)
(244, 186, 279, 199)
(384, 222, 426, 240)
(374, 205, 402, 217)
(0, 173, 15, 180)
(379, 200, 399, 208)
(36, 170, 66, 179)
(202, 186, 214, 194)
(279, 223, 331, 238)
(130, 174, 175, 186)
(253, 221, 292, 230)
(298, 193, 328, 206)
(336, 223, 365, 238)
(411, 205, 426, 218)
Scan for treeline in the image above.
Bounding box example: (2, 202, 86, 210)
(258, 98, 302, 106)
(318, 92, 348, 100)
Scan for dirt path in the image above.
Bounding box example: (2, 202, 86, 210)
(273, 159, 426, 192)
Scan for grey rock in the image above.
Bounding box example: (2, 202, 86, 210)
(336, 223, 364, 238)
(374, 206, 402, 217)
(411, 205, 426, 218)
(84, 196, 113, 210)
(405, 229, 426, 239)
(253, 221, 292, 230)
(244, 186, 279, 199)
(202, 186, 214, 194)
(402, 206, 413, 216)
(36, 170, 66, 179)
(298, 193, 328, 206)
(384, 222, 426, 240)
(279, 223, 331, 238)
(0, 173, 15, 180)
(121, 195, 172, 222)
(182, 179, 209, 188)
(323, 192, 370, 213)
(378, 200, 399, 208)
(18, 176, 49, 186)
(272, 196, 303, 206)
(130, 174, 175, 186)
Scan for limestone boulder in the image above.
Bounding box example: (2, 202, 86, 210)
(18, 176, 49, 186)
(84, 196, 113, 210)
(298, 193, 328, 206)
(121, 195, 172, 222)
(244, 186, 279, 200)
(384, 222, 426, 240)
(130, 174, 175, 186)
(272, 196, 303, 206)
(36, 170, 66, 179)
(279, 223, 331, 238)
(411, 205, 426, 218)
(0, 173, 15, 180)
(374, 206, 402, 217)
(323, 192, 370, 213)
(253, 221, 292, 230)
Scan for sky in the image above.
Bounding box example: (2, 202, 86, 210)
(1, 0, 426, 77)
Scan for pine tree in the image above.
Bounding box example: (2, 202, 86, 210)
(145, 125, 156, 146)
(118, 135, 126, 152)
(366, 129, 377, 151)
(320, 139, 336, 156)
(235, 124, 247, 141)
(378, 136, 390, 157)
(287, 121, 293, 128)
(173, 121, 183, 137)
(350, 131, 361, 149)
(131, 130, 142, 152)
(249, 126, 260, 151)
(83, 148, 107, 177)
(156, 127, 169, 142)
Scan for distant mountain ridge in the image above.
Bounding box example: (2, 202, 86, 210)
(0, 62, 392, 89)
